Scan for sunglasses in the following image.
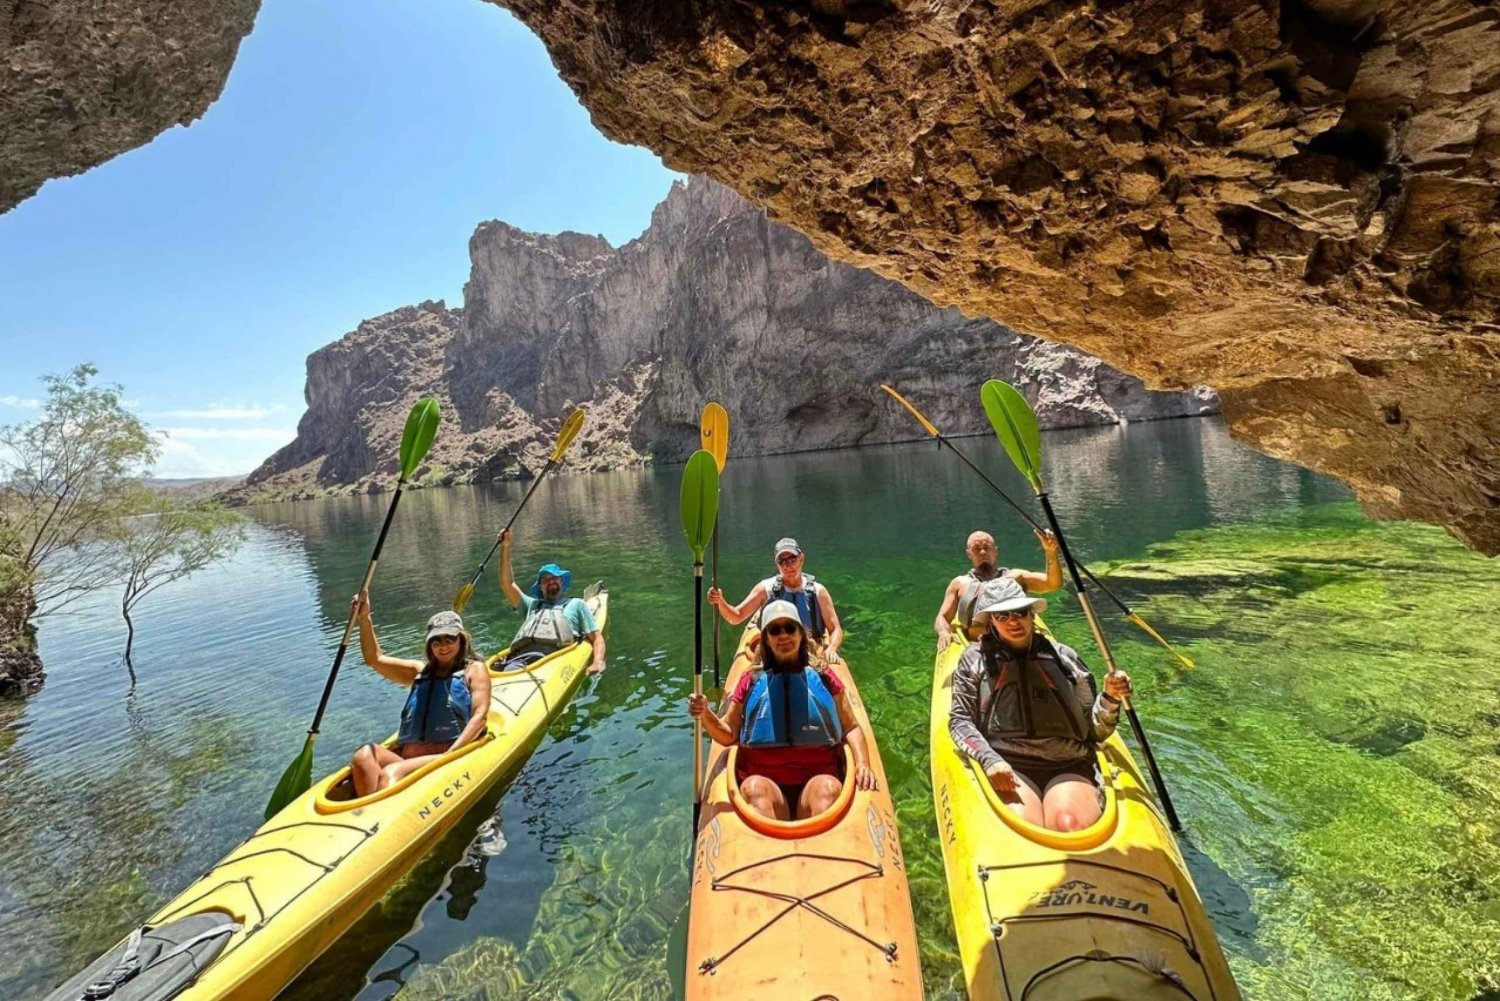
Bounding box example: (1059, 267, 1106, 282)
(430, 635, 460, 645)
(764, 622, 801, 637)
(989, 608, 1034, 623)
(775, 553, 800, 565)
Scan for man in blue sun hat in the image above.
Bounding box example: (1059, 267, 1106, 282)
(497, 529, 605, 673)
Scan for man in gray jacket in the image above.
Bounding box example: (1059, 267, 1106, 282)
(949, 577, 1132, 832)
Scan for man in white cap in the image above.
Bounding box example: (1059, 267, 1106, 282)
(934, 527, 1063, 651)
(707, 536, 844, 663)
(948, 577, 1132, 832)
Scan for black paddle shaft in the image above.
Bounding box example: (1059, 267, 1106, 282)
(307, 481, 408, 738)
(711, 528, 722, 689)
(1035, 491, 1184, 833)
(692, 561, 705, 835)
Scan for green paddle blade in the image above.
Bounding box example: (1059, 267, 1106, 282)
(679, 449, 720, 562)
(265, 735, 316, 819)
(981, 379, 1043, 491)
(399, 397, 441, 481)
(699, 402, 729, 473)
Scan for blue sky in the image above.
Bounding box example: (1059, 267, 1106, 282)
(0, 0, 678, 477)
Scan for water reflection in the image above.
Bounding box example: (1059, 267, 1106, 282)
(3, 417, 1371, 1001)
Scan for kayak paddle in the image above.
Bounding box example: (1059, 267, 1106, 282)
(879, 384, 1194, 670)
(980, 379, 1184, 832)
(452, 407, 586, 614)
(265, 397, 441, 820)
(679, 449, 721, 836)
(699, 403, 729, 701)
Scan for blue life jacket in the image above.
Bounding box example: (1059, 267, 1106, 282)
(761, 574, 826, 639)
(398, 671, 473, 745)
(739, 667, 843, 748)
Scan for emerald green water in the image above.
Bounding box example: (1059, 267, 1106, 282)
(3, 417, 1497, 1000)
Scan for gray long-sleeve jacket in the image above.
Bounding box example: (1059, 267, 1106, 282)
(948, 635, 1119, 770)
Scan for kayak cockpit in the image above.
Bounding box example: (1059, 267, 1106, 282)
(965, 747, 1120, 851)
(725, 744, 857, 838)
(313, 727, 497, 814)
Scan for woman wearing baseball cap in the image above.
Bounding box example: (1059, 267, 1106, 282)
(948, 577, 1132, 831)
(687, 600, 876, 820)
(346, 590, 493, 797)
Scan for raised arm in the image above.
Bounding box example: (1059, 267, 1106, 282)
(707, 583, 768, 627)
(498, 530, 524, 608)
(1011, 529, 1064, 594)
(351, 591, 422, 685)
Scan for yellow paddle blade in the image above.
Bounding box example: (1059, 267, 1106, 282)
(880, 384, 941, 438)
(1129, 613, 1195, 670)
(551, 408, 587, 462)
(453, 581, 476, 615)
(699, 402, 729, 472)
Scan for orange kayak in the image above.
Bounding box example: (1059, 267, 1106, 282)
(684, 628, 922, 999)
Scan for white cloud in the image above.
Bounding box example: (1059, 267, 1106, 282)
(0, 395, 42, 409)
(151, 427, 296, 478)
(153, 405, 282, 420)
(159, 427, 297, 442)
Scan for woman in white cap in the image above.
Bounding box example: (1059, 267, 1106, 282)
(948, 577, 1131, 831)
(688, 600, 876, 820)
(347, 590, 493, 797)
(707, 536, 845, 663)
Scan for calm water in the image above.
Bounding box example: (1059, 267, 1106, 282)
(4, 416, 1498, 1000)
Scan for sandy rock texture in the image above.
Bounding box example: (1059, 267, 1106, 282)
(0, 0, 259, 210)
(484, 0, 1500, 552)
(240, 178, 1212, 500)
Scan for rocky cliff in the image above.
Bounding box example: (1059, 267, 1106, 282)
(2, 2, 1494, 549)
(241, 178, 1213, 499)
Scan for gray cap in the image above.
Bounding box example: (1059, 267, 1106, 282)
(426, 610, 465, 641)
(774, 537, 801, 557)
(974, 577, 1047, 616)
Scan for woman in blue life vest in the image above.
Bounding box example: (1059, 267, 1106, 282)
(707, 537, 845, 664)
(348, 591, 493, 797)
(688, 600, 876, 821)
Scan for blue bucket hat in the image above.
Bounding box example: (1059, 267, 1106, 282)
(530, 563, 573, 598)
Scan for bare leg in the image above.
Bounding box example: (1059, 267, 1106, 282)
(378, 752, 446, 790)
(1003, 769, 1047, 826)
(1042, 773, 1103, 832)
(797, 774, 843, 819)
(739, 774, 790, 820)
(352, 743, 403, 798)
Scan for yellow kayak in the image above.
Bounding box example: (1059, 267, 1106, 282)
(48, 586, 607, 1001)
(930, 635, 1242, 1001)
(686, 626, 923, 999)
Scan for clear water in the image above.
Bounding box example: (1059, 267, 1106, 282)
(3, 416, 1497, 1000)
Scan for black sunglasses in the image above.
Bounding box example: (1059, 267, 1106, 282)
(775, 553, 800, 565)
(764, 622, 801, 637)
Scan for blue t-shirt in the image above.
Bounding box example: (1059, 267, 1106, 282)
(513, 594, 598, 645)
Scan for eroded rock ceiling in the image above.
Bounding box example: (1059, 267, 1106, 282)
(2, 0, 1495, 550)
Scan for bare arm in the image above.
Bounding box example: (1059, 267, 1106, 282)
(708, 584, 767, 627)
(1012, 529, 1064, 593)
(498, 530, 523, 608)
(449, 662, 492, 750)
(587, 630, 606, 675)
(819, 586, 844, 663)
(833, 687, 877, 790)
(934, 578, 962, 649)
(352, 592, 421, 685)
(692, 694, 744, 746)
